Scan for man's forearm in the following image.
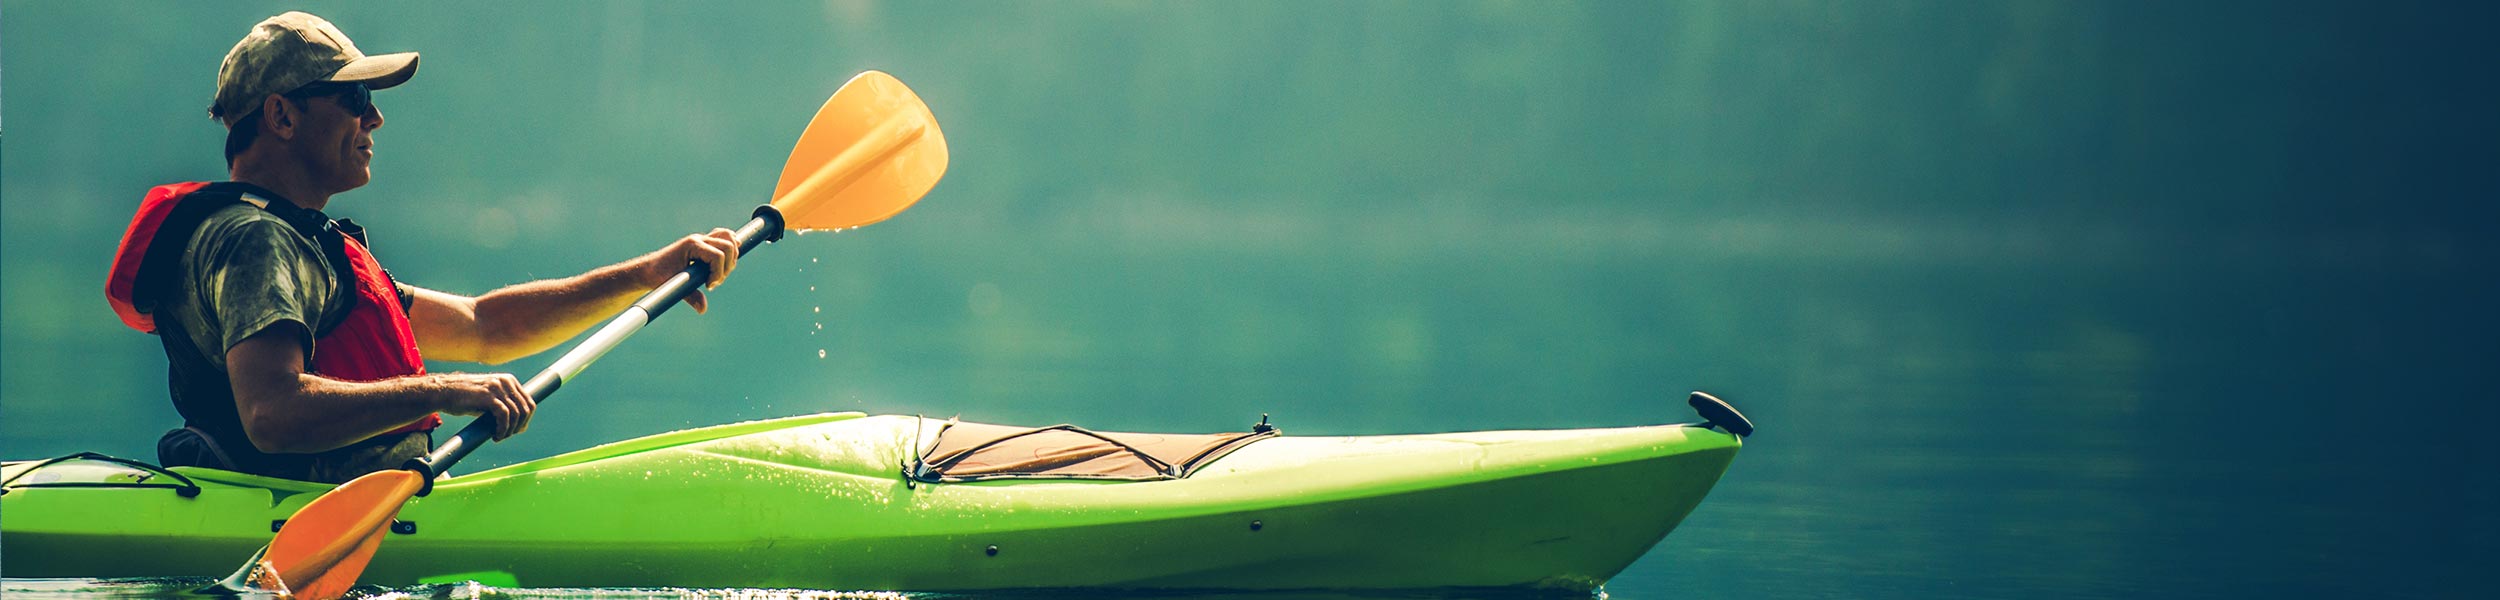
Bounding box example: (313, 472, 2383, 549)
(236, 373, 448, 454)
(467, 261, 655, 365)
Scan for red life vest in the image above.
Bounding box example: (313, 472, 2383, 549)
(107, 182, 439, 441)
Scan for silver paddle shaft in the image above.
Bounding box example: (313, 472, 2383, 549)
(404, 206, 786, 494)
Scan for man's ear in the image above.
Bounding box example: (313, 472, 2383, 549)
(259, 94, 295, 140)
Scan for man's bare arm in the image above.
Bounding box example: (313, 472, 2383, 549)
(406, 228, 740, 365)
(227, 322, 534, 454)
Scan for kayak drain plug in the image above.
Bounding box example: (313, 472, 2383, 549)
(985, 545, 999, 557)
(1250, 520, 1263, 532)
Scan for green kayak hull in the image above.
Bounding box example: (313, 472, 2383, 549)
(2, 413, 1740, 592)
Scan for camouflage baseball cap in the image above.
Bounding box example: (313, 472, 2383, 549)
(210, 11, 419, 128)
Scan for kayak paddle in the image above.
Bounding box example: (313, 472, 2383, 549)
(209, 70, 949, 598)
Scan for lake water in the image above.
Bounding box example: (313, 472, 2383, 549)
(8, 258, 2489, 598)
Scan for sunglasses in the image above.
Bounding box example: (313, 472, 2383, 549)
(285, 81, 374, 117)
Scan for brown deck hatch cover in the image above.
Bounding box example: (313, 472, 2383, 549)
(907, 420, 1279, 483)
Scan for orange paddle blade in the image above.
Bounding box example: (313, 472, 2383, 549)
(266, 469, 425, 599)
(771, 70, 950, 232)
(287, 522, 391, 600)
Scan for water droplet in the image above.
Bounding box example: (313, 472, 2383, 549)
(808, 286, 816, 292)
(814, 322, 824, 329)
(813, 306, 821, 313)
(818, 349, 828, 359)
(812, 257, 819, 264)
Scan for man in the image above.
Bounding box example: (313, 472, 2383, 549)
(102, 12, 742, 483)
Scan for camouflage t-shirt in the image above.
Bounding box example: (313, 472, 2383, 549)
(164, 202, 348, 368)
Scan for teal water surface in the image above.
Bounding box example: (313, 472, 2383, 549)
(5, 1, 2493, 598)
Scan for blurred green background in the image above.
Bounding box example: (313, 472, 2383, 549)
(4, 1, 2493, 597)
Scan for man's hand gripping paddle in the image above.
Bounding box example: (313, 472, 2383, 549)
(207, 70, 949, 598)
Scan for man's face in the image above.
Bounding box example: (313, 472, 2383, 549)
(282, 84, 383, 194)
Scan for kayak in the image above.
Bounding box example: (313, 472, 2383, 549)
(3, 410, 1745, 592)
(1, 400, 1749, 593)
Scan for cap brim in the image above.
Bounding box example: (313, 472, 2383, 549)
(330, 52, 419, 90)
